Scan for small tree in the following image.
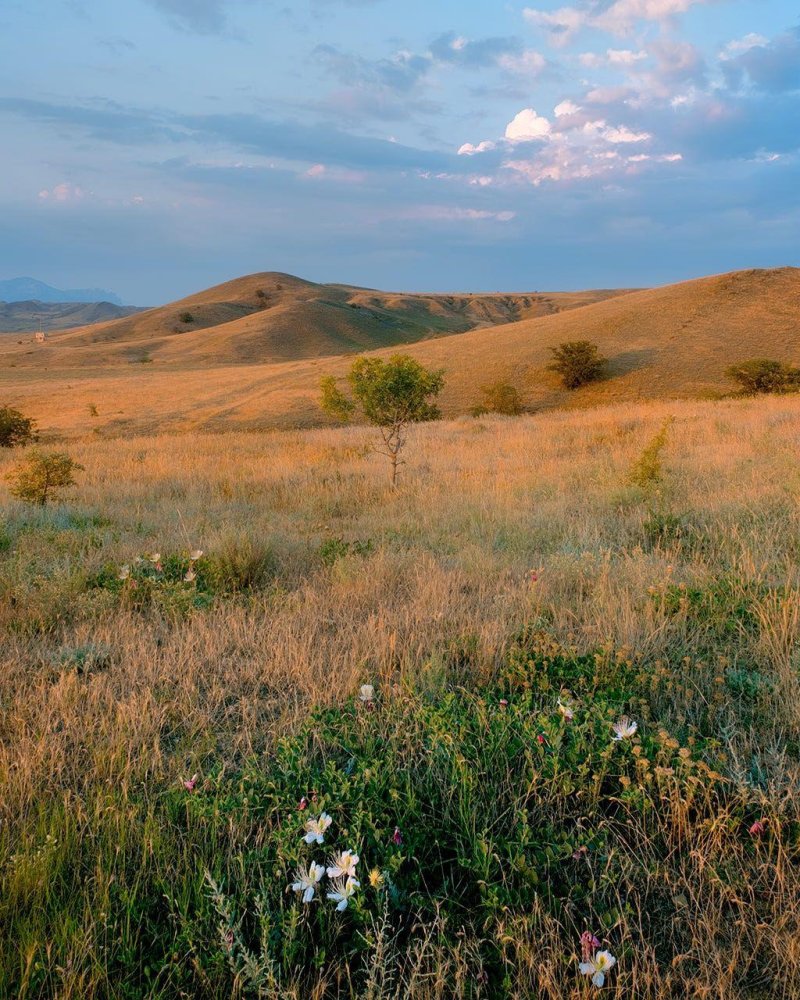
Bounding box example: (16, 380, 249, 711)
(0, 406, 37, 448)
(320, 354, 444, 486)
(549, 340, 607, 389)
(5, 450, 82, 506)
(472, 381, 523, 417)
(725, 359, 800, 395)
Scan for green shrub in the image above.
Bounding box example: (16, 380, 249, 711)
(628, 418, 672, 490)
(725, 358, 800, 395)
(319, 537, 374, 566)
(54, 642, 112, 675)
(548, 341, 607, 390)
(472, 381, 523, 416)
(206, 536, 276, 592)
(179, 311, 195, 324)
(4, 450, 82, 506)
(0, 406, 37, 448)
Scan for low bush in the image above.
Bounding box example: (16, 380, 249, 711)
(5, 450, 82, 506)
(319, 536, 374, 566)
(548, 341, 607, 390)
(0, 405, 37, 448)
(472, 382, 523, 417)
(725, 358, 800, 395)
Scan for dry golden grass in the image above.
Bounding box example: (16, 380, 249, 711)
(1, 394, 800, 997)
(0, 270, 627, 368)
(2, 267, 797, 441)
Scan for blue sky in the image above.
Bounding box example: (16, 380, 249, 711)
(0, 0, 798, 303)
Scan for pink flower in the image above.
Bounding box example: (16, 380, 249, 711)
(183, 773, 199, 792)
(298, 796, 309, 811)
(527, 570, 540, 584)
(392, 826, 403, 846)
(536, 734, 546, 745)
(573, 846, 589, 861)
(580, 931, 602, 962)
(499, 699, 509, 709)
(749, 819, 766, 837)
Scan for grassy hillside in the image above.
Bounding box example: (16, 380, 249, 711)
(0, 396, 799, 998)
(2, 266, 797, 440)
(0, 300, 145, 334)
(0, 271, 630, 368)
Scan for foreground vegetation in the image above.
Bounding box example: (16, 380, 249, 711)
(1, 395, 800, 998)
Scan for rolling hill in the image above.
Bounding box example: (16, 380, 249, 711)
(0, 271, 632, 368)
(1, 266, 797, 438)
(0, 300, 145, 335)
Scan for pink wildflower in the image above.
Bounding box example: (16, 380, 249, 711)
(183, 773, 199, 792)
(580, 931, 602, 962)
(392, 826, 403, 846)
(749, 819, 766, 837)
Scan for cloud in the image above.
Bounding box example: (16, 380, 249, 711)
(524, 0, 717, 43)
(0, 97, 464, 174)
(145, 0, 227, 33)
(458, 141, 497, 156)
(554, 100, 581, 117)
(429, 31, 524, 69)
(38, 182, 86, 203)
(722, 27, 800, 93)
(314, 44, 431, 93)
(602, 125, 651, 143)
(497, 50, 548, 77)
(720, 33, 768, 59)
(395, 205, 516, 223)
(580, 48, 647, 68)
(505, 108, 551, 142)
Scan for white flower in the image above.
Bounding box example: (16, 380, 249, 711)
(327, 875, 360, 911)
(327, 849, 359, 879)
(290, 861, 325, 903)
(558, 698, 575, 722)
(579, 950, 616, 987)
(149, 552, 161, 563)
(118, 565, 130, 581)
(190, 549, 203, 561)
(612, 717, 638, 741)
(359, 684, 375, 703)
(303, 812, 333, 844)
(184, 568, 196, 583)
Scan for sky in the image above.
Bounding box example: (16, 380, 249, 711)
(0, 0, 798, 303)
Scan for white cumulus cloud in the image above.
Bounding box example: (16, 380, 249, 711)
(505, 108, 551, 142)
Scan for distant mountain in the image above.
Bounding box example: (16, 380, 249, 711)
(0, 277, 124, 305)
(0, 300, 145, 334)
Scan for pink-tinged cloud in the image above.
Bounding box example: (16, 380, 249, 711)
(525, 0, 716, 43)
(38, 182, 85, 202)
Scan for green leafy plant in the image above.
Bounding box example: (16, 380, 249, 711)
(725, 358, 800, 395)
(5, 450, 82, 506)
(628, 418, 673, 490)
(319, 536, 374, 566)
(0, 406, 37, 448)
(320, 354, 444, 487)
(472, 381, 523, 416)
(548, 341, 607, 390)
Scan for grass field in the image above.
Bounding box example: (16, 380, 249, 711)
(2, 267, 798, 441)
(1, 394, 800, 997)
